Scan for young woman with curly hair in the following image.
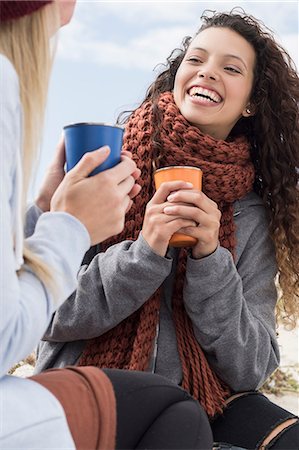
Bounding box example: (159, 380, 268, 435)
(36, 9, 299, 449)
(1, 1, 213, 449)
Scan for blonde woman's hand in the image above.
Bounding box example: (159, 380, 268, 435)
(163, 190, 221, 259)
(51, 147, 140, 245)
(36, 143, 141, 213)
(121, 150, 141, 205)
(35, 135, 66, 212)
(142, 181, 197, 257)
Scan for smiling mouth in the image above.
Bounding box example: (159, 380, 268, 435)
(188, 86, 222, 103)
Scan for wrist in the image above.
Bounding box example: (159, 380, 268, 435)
(141, 231, 168, 257)
(191, 242, 219, 260)
(35, 193, 50, 212)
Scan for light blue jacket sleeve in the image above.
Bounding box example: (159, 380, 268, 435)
(0, 55, 90, 376)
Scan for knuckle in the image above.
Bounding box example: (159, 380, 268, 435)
(207, 230, 216, 241)
(160, 181, 175, 191)
(104, 172, 115, 187)
(128, 175, 135, 188)
(110, 192, 123, 209)
(160, 181, 169, 189)
(130, 158, 137, 170)
(146, 200, 153, 210)
(148, 215, 158, 228)
(124, 156, 136, 172)
(146, 204, 158, 216)
(213, 218, 221, 230)
(82, 152, 93, 162)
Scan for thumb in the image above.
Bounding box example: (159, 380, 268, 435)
(70, 146, 110, 178)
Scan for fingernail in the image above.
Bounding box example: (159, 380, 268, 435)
(164, 206, 175, 214)
(167, 194, 175, 201)
(185, 182, 193, 187)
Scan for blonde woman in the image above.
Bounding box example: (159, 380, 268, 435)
(0, 1, 214, 449)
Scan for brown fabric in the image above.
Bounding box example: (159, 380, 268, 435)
(0, 1, 52, 22)
(78, 91, 255, 417)
(30, 366, 116, 450)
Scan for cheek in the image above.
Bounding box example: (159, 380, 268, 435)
(173, 85, 180, 109)
(230, 80, 252, 107)
(59, 0, 76, 26)
(173, 71, 183, 105)
(240, 77, 254, 104)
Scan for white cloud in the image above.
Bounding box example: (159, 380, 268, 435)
(277, 33, 298, 67)
(58, 1, 298, 71)
(77, 0, 204, 25)
(242, 1, 298, 35)
(58, 19, 194, 70)
(75, 0, 298, 34)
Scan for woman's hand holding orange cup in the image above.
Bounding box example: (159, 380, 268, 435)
(153, 166, 202, 248)
(142, 175, 198, 257)
(154, 166, 222, 259)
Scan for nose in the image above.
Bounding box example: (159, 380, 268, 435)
(197, 65, 219, 81)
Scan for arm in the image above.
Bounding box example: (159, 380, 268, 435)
(1, 213, 90, 375)
(43, 233, 173, 341)
(0, 57, 90, 374)
(1, 54, 139, 373)
(43, 179, 198, 342)
(183, 195, 279, 391)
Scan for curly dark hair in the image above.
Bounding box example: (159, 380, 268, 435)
(120, 9, 299, 327)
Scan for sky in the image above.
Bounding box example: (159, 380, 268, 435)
(32, 0, 299, 196)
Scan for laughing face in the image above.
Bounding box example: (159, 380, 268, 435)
(173, 27, 256, 140)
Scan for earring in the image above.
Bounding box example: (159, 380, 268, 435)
(246, 108, 251, 114)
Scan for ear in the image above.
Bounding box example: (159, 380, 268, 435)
(242, 104, 256, 117)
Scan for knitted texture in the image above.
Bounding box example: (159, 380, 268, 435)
(78, 92, 255, 417)
(0, 1, 51, 22)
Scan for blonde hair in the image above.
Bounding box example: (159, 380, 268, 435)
(0, 3, 59, 286)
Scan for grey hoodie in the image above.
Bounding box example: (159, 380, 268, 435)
(34, 191, 280, 392)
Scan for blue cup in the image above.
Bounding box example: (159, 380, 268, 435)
(64, 122, 124, 176)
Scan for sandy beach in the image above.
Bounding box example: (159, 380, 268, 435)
(266, 326, 299, 415)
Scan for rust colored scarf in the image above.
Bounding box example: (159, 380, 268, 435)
(78, 92, 255, 417)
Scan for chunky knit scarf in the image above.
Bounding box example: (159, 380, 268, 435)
(79, 92, 255, 417)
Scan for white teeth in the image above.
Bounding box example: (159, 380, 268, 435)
(189, 86, 221, 103)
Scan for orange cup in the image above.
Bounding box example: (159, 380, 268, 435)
(154, 166, 202, 247)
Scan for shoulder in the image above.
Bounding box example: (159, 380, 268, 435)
(0, 54, 22, 172)
(0, 53, 21, 132)
(233, 191, 274, 263)
(233, 191, 267, 222)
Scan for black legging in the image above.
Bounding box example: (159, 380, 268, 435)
(211, 391, 299, 449)
(103, 369, 213, 449)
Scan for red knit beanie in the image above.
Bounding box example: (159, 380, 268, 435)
(0, 1, 52, 22)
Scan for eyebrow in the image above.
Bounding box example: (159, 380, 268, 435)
(189, 47, 248, 70)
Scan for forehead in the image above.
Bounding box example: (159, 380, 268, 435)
(188, 27, 256, 64)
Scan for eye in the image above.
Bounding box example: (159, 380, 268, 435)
(186, 56, 203, 63)
(225, 66, 241, 74)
